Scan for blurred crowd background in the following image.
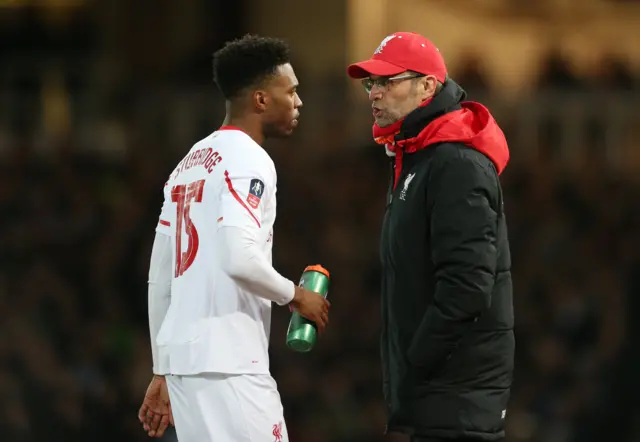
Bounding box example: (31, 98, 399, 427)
(1, 0, 640, 441)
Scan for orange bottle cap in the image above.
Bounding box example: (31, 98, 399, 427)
(303, 264, 330, 278)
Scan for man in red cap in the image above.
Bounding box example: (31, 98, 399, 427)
(348, 32, 514, 442)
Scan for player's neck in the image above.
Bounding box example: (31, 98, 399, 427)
(222, 104, 264, 145)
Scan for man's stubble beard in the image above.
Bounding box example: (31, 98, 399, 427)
(376, 113, 401, 128)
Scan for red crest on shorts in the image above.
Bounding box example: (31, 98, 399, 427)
(272, 421, 283, 442)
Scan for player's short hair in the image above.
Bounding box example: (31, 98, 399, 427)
(213, 34, 291, 101)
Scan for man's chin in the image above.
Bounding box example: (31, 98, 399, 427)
(280, 121, 299, 137)
(375, 119, 393, 128)
(266, 129, 294, 139)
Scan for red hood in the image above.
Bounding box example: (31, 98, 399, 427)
(374, 100, 510, 189)
(415, 101, 509, 174)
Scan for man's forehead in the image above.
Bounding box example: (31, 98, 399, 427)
(276, 63, 294, 75)
(275, 63, 298, 84)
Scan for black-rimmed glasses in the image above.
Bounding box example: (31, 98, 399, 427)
(361, 73, 425, 94)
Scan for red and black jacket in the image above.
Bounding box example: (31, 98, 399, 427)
(379, 79, 514, 440)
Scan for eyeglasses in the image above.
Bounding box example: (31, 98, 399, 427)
(361, 73, 425, 94)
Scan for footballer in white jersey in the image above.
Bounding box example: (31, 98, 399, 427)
(138, 35, 330, 442)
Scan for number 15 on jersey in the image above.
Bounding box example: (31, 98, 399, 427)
(171, 179, 205, 278)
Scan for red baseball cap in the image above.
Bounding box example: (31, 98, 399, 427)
(347, 32, 447, 83)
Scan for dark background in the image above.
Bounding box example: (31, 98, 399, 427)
(1, 1, 639, 441)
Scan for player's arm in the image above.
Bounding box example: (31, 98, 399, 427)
(218, 225, 329, 331)
(148, 196, 173, 375)
(407, 152, 498, 376)
(217, 226, 294, 305)
(216, 165, 294, 305)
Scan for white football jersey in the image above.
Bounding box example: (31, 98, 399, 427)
(154, 126, 287, 375)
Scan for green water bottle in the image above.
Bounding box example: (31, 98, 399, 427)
(286, 265, 331, 353)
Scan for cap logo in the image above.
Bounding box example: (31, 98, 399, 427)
(374, 35, 396, 55)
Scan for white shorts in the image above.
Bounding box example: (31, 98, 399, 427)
(166, 373, 289, 442)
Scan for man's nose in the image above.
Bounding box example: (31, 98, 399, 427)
(369, 85, 383, 101)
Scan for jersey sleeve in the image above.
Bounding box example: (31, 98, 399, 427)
(155, 184, 174, 236)
(215, 157, 294, 306)
(217, 160, 274, 232)
(217, 226, 295, 305)
(147, 231, 172, 374)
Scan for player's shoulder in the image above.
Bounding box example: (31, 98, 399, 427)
(217, 128, 271, 157)
(214, 128, 275, 172)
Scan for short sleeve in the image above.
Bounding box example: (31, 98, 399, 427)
(155, 184, 174, 236)
(218, 161, 273, 232)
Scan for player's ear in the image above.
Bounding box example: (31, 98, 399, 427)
(254, 90, 269, 112)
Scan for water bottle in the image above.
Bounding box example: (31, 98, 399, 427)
(286, 265, 330, 352)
